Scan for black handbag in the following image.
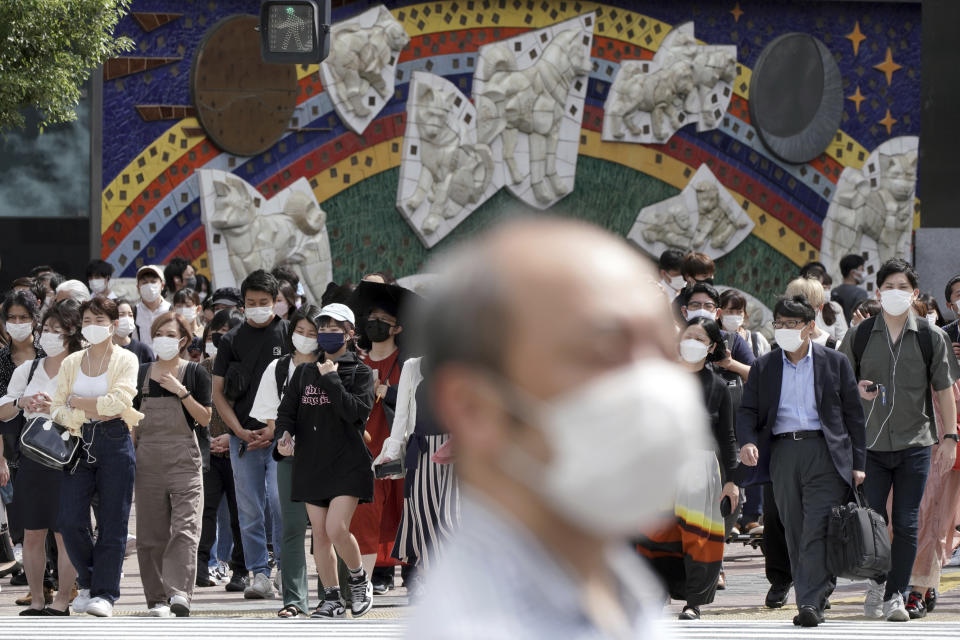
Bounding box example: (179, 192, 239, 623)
(826, 487, 892, 580)
(19, 416, 80, 470)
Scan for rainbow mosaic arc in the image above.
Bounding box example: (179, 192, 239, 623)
(100, 0, 921, 307)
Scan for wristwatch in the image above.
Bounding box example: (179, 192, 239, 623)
(178, 389, 191, 400)
(943, 433, 959, 443)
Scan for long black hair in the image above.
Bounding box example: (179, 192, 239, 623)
(685, 317, 727, 363)
(286, 303, 322, 354)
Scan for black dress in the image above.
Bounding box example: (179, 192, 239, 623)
(275, 352, 375, 506)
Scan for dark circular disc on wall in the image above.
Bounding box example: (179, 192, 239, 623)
(749, 33, 843, 165)
(191, 14, 298, 157)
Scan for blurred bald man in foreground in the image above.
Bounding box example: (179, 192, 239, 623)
(405, 218, 710, 639)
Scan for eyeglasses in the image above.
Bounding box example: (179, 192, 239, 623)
(686, 302, 716, 311)
(773, 320, 806, 329)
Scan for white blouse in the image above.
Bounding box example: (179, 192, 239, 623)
(249, 358, 297, 423)
(0, 359, 59, 421)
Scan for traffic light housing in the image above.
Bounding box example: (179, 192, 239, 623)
(260, 1, 331, 64)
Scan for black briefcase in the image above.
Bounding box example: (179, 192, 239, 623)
(826, 487, 892, 580)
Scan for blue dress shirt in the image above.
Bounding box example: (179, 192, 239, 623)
(773, 343, 823, 434)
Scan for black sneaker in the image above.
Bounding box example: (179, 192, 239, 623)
(225, 573, 248, 593)
(348, 572, 373, 618)
(906, 591, 927, 619)
(924, 588, 938, 613)
(10, 570, 27, 586)
(793, 605, 824, 627)
(196, 573, 218, 588)
(678, 605, 700, 620)
(311, 588, 345, 619)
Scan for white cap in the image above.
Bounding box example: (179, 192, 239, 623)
(136, 264, 165, 282)
(319, 303, 355, 325)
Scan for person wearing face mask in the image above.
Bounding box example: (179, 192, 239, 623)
(681, 283, 754, 387)
(347, 281, 418, 594)
(637, 317, 738, 621)
(248, 304, 323, 618)
(739, 294, 866, 627)
(672, 253, 717, 323)
(0, 301, 82, 616)
(85, 260, 117, 301)
(195, 309, 247, 593)
(211, 270, 288, 600)
(275, 303, 377, 619)
(173, 288, 205, 338)
(134, 265, 171, 351)
(273, 283, 297, 321)
(130, 311, 212, 617)
(111, 299, 155, 365)
(164, 258, 197, 298)
(917, 293, 945, 328)
(831, 254, 869, 326)
(51, 296, 144, 617)
(839, 258, 959, 622)
(718, 289, 770, 359)
(405, 219, 710, 640)
(658, 249, 686, 301)
(784, 277, 839, 350)
(800, 264, 848, 346)
(938, 275, 960, 362)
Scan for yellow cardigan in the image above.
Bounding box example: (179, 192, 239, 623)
(51, 347, 145, 435)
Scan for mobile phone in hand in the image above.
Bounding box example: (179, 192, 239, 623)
(720, 495, 732, 518)
(238, 441, 248, 458)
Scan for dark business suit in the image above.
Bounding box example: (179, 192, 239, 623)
(737, 342, 866, 610)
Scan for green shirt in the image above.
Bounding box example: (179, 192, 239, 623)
(839, 313, 957, 452)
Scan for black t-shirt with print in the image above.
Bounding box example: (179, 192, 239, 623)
(213, 316, 289, 426)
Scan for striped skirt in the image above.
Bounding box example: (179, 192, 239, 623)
(392, 434, 461, 571)
(635, 449, 726, 607)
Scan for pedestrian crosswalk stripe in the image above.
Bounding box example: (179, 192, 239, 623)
(668, 620, 960, 639)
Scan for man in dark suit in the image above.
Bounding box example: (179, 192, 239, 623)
(738, 295, 867, 627)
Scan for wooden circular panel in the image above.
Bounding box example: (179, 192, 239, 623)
(191, 15, 298, 157)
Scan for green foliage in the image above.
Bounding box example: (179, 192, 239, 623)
(0, 0, 133, 130)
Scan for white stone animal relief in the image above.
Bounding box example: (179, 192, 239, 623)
(603, 22, 737, 144)
(473, 13, 595, 208)
(396, 72, 498, 248)
(628, 164, 754, 260)
(820, 137, 919, 288)
(320, 5, 410, 135)
(197, 169, 333, 302)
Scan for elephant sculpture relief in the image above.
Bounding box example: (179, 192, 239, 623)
(475, 28, 593, 204)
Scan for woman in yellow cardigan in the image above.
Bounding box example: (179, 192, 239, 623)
(50, 296, 143, 618)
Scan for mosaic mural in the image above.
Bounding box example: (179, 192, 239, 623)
(100, 0, 922, 308)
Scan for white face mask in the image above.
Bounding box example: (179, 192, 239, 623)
(198, 291, 208, 302)
(115, 316, 136, 338)
(721, 314, 744, 332)
(5, 322, 33, 343)
(88, 278, 107, 294)
(291, 333, 318, 355)
(662, 274, 684, 292)
(39, 331, 66, 357)
(140, 282, 162, 303)
(880, 289, 914, 317)
(685, 308, 716, 322)
(245, 306, 274, 325)
(497, 359, 710, 537)
(926, 313, 938, 325)
(205, 341, 217, 359)
(679, 339, 710, 363)
(175, 306, 197, 323)
(81, 324, 113, 345)
(153, 336, 182, 361)
(274, 299, 290, 318)
(775, 328, 805, 353)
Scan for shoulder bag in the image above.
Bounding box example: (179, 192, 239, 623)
(20, 416, 79, 470)
(826, 486, 892, 580)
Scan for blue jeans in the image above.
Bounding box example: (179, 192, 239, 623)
(215, 497, 232, 565)
(58, 419, 135, 604)
(229, 435, 281, 577)
(863, 446, 932, 599)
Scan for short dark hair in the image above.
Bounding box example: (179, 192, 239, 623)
(79, 295, 119, 321)
(854, 298, 881, 319)
(944, 275, 960, 304)
(2, 290, 41, 325)
(114, 297, 134, 315)
(164, 257, 192, 287)
(685, 282, 720, 306)
(658, 249, 684, 272)
(41, 300, 83, 353)
(773, 295, 816, 323)
(684, 317, 727, 363)
(173, 287, 201, 307)
(719, 289, 747, 312)
(681, 252, 715, 280)
(240, 270, 279, 300)
(85, 259, 114, 280)
(29, 265, 53, 277)
(799, 261, 828, 279)
(877, 258, 918, 290)
(205, 308, 244, 338)
(271, 265, 300, 292)
(48, 272, 65, 291)
(150, 310, 192, 341)
(839, 254, 866, 278)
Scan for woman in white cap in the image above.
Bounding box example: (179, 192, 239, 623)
(275, 303, 376, 620)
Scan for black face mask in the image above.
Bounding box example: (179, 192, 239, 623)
(184, 276, 197, 290)
(365, 318, 393, 343)
(211, 333, 224, 348)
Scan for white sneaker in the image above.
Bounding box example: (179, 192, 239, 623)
(86, 596, 113, 617)
(148, 604, 173, 617)
(12, 543, 22, 564)
(864, 579, 885, 618)
(947, 546, 960, 567)
(883, 592, 910, 622)
(169, 594, 190, 617)
(243, 572, 276, 599)
(72, 588, 93, 614)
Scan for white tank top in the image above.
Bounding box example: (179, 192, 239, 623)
(74, 370, 108, 398)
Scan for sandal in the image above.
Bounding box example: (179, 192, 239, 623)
(277, 604, 303, 618)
